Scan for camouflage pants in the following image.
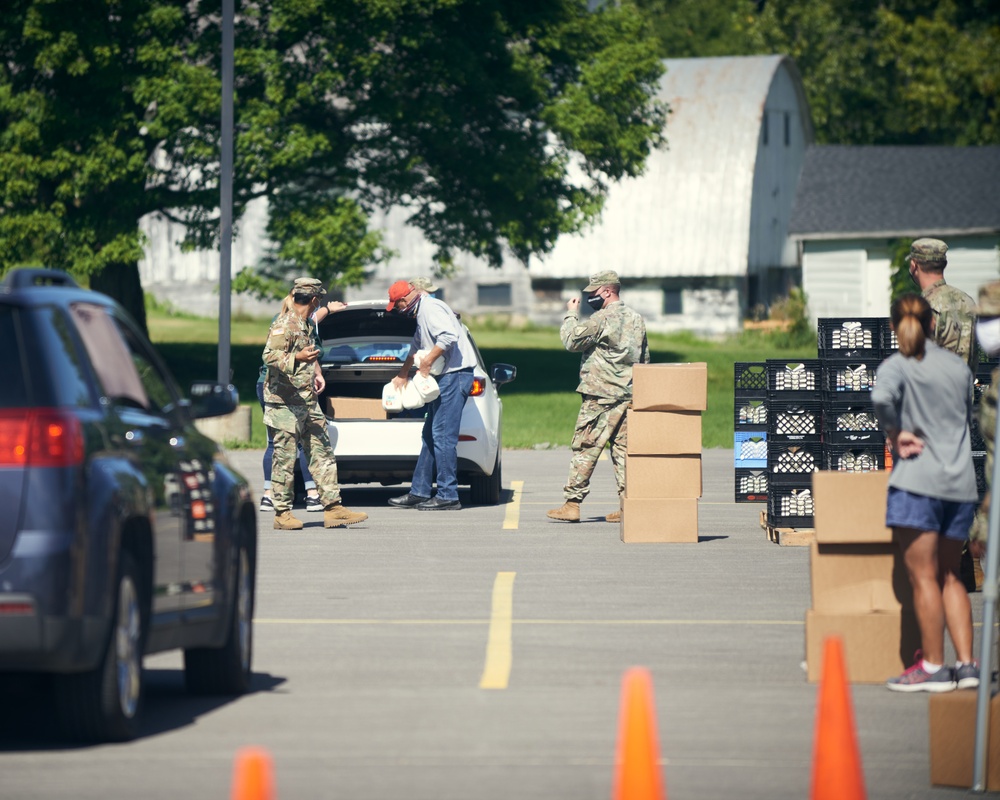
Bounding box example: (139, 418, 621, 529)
(270, 403, 341, 513)
(972, 372, 998, 543)
(562, 395, 630, 503)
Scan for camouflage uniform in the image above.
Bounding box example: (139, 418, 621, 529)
(923, 280, 977, 371)
(262, 291, 343, 514)
(971, 281, 1000, 545)
(559, 271, 650, 503)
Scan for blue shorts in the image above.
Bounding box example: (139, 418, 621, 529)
(885, 487, 977, 541)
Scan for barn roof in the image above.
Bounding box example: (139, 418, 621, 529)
(789, 145, 1000, 239)
(530, 55, 811, 279)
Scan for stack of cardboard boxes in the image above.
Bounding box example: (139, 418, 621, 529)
(620, 363, 707, 543)
(805, 470, 919, 683)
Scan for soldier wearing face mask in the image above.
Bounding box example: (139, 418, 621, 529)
(907, 238, 978, 372)
(548, 270, 649, 523)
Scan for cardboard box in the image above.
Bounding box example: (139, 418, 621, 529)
(812, 470, 892, 543)
(620, 497, 698, 543)
(326, 397, 388, 420)
(627, 410, 702, 455)
(805, 608, 921, 683)
(930, 691, 1000, 791)
(624, 454, 702, 498)
(810, 542, 912, 613)
(632, 363, 708, 412)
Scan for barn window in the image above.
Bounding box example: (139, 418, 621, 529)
(663, 289, 683, 315)
(477, 283, 512, 307)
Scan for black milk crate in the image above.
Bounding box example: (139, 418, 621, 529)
(974, 374, 992, 407)
(768, 439, 822, 476)
(734, 362, 768, 398)
(881, 318, 898, 355)
(767, 476, 815, 529)
(734, 397, 768, 430)
(974, 451, 987, 501)
(735, 468, 768, 503)
(976, 360, 998, 384)
(971, 410, 987, 451)
(823, 401, 882, 444)
(976, 347, 1000, 373)
(818, 317, 884, 360)
(767, 401, 822, 442)
(824, 441, 887, 473)
(766, 359, 822, 400)
(822, 360, 878, 403)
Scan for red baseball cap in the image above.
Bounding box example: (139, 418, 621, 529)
(386, 280, 413, 311)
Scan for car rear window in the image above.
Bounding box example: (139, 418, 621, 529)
(319, 308, 415, 364)
(0, 305, 94, 408)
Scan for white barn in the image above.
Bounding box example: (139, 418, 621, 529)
(139, 55, 814, 333)
(789, 146, 1000, 323)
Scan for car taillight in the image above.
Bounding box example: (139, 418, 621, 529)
(470, 378, 485, 397)
(0, 409, 84, 467)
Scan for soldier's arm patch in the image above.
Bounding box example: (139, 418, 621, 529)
(267, 329, 287, 350)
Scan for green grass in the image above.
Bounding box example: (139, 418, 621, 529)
(148, 307, 815, 449)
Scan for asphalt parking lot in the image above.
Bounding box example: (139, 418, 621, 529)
(0, 446, 989, 799)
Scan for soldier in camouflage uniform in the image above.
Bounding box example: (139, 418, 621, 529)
(970, 281, 1000, 556)
(548, 270, 650, 523)
(907, 238, 978, 371)
(262, 277, 368, 530)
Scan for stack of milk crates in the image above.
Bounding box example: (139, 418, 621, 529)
(733, 362, 769, 503)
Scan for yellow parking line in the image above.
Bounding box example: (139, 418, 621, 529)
(255, 618, 807, 626)
(479, 571, 516, 689)
(503, 481, 524, 530)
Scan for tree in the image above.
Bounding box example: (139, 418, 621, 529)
(750, 0, 1000, 145)
(633, 0, 758, 58)
(0, 0, 667, 323)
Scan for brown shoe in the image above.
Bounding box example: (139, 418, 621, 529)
(324, 504, 369, 528)
(274, 510, 304, 530)
(547, 501, 580, 522)
(605, 510, 621, 523)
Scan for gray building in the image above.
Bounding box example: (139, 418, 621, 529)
(789, 146, 1000, 323)
(139, 55, 813, 333)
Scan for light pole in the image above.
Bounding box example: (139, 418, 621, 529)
(217, 0, 234, 387)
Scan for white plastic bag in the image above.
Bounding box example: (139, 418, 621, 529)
(381, 382, 404, 412)
(413, 349, 444, 376)
(411, 372, 440, 403)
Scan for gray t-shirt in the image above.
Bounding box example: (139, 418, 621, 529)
(872, 341, 977, 502)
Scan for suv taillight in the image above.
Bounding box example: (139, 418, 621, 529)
(0, 409, 84, 467)
(470, 378, 485, 397)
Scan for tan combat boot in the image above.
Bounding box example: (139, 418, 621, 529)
(274, 511, 304, 530)
(324, 504, 369, 528)
(547, 501, 580, 522)
(605, 510, 621, 523)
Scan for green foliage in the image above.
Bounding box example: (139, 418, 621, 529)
(749, 0, 1000, 145)
(762, 288, 817, 349)
(0, 0, 667, 317)
(889, 237, 917, 303)
(633, 0, 759, 58)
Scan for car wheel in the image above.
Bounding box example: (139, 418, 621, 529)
(469, 452, 502, 506)
(56, 551, 145, 742)
(184, 538, 254, 695)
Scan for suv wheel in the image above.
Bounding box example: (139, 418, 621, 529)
(56, 551, 145, 742)
(184, 539, 254, 695)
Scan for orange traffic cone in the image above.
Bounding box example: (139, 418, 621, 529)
(811, 637, 866, 800)
(231, 746, 275, 800)
(612, 667, 666, 800)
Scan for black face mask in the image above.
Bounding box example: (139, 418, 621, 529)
(396, 295, 420, 317)
(586, 294, 605, 312)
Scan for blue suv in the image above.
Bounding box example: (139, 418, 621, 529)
(0, 269, 257, 742)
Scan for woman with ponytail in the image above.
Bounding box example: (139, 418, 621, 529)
(872, 293, 980, 692)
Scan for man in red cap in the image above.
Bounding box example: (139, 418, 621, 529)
(385, 280, 478, 510)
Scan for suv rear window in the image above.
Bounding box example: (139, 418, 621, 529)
(0, 305, 94, 408)
(319, 308, 415, 364)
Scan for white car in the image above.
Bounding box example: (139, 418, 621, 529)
(316, 300, 516, 505)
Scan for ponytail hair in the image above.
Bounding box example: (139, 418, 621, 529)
(890, 293, 933, 360)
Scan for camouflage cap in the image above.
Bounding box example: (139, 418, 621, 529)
(908, 238, 948, 264)
(583, 270, 620, 292)
(975, 281, 1000, 318)
(409, 276, 439, 293)
(292, 276, 325, 297)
